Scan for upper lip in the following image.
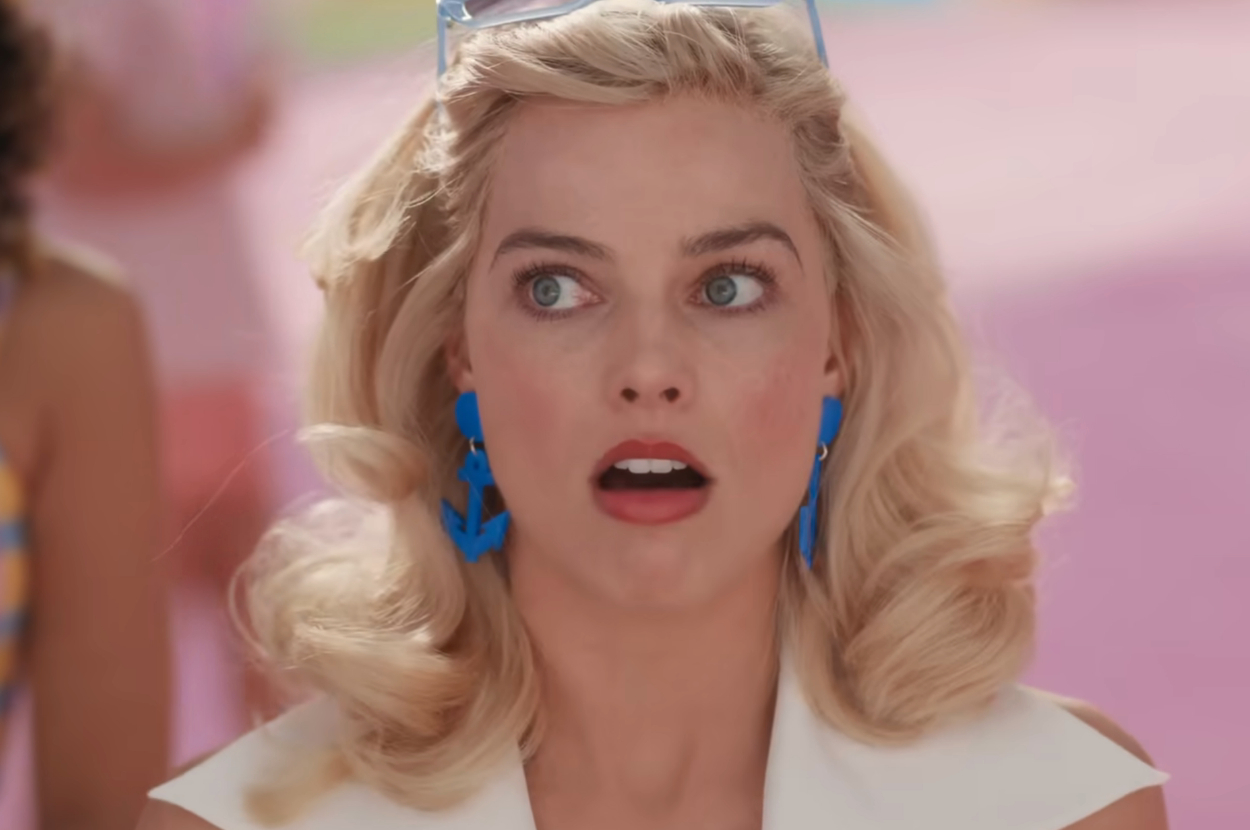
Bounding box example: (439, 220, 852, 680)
(592, 439, 711, 482)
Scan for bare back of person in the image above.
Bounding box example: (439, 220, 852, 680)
(0, 243, 170, 830)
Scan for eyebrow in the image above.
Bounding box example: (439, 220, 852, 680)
(493, 229, 612, 264)
(681, 221, 801, 264)
(491, 221, 801, 266)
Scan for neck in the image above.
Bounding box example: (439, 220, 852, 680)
(511, 553, 781, 824)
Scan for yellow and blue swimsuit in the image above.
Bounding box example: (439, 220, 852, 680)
(0, 448, 28, 736)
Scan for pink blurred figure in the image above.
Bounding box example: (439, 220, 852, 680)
(30, 0, 283, 740)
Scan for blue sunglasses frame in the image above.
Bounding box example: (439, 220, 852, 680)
(436, 0, 829, 78)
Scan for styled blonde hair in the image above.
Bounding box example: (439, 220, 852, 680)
(240, 0, 1068, 822)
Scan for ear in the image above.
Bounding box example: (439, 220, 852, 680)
(823, 354, 846, 400)
(443, 328, 475, 393)
(825, 357, 845, 400)
(823, 293, 852, 399)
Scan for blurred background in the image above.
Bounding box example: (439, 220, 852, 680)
(1, 0, 1246, 827)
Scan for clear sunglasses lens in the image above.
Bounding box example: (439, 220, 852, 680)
(462, 0, 573, 21)
(462, 0, 788, 23)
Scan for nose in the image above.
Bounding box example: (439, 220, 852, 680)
(606, 309, 696, 410)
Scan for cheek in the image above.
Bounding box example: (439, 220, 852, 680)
(740, 362, 822, 463)
(724, 340, 828, 508)
(468, 316, 586, 495)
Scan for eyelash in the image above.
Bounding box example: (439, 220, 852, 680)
(699, 259, 778, 315)
(510, 259, 779, 320)
(511, 263, 587, 321)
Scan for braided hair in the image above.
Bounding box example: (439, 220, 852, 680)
(0, 0, 56, 279)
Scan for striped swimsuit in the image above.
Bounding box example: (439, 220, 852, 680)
(0, 273, 29, 745)
(0, 450, 26, 726)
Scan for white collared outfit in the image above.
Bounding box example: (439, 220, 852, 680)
(151, 666, 1168, 830)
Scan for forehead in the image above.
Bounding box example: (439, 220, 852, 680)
(482, 97, 815, 244)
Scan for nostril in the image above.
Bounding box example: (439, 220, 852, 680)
(619, 387, 681, 403)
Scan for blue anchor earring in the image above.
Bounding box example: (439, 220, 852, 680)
(798, 396, 843, 568)
(441, 391, 511, 563)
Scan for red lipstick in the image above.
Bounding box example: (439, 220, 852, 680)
(591, 440, 712, 525)
(593, 440, 709, 480)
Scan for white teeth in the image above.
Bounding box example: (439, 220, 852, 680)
(612, 459, 686, 474)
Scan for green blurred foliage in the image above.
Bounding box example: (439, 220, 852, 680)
(274, 0, 437, 68)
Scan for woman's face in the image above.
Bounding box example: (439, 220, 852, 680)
(454, 96, 843, 609)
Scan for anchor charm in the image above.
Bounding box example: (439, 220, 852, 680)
(441, 392, 511, 563)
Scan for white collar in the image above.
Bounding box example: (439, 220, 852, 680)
(151, 665, 1166, 830)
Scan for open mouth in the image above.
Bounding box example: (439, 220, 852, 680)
(591, 441, 712, 525)
(597, 459, 709, 492)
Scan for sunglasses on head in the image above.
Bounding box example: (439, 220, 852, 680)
(435, 0, 829, 78)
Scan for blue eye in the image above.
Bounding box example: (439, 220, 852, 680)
(703, 273, 766, 308)
(530, 274, 585, 310)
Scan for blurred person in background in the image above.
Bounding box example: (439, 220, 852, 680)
(0, 1, 170, 828)
(28, 0, 283, 734)
(139, 2, 1168, 829)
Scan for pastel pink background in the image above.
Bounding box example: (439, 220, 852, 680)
(2, 2, 1247, 827)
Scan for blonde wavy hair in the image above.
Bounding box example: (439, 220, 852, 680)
(240, 0, 1068, 822)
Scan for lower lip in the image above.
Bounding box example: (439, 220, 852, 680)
(593, 486, 711, 525)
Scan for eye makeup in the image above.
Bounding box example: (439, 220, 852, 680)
(692, 258, 779, 315)
(508, 257, 783, 321)
(510, 262, 599, 321)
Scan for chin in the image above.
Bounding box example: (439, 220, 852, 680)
(590, 536, 744, 610)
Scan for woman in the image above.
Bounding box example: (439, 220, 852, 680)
(140, 1, 1169, 828)
(0, 2, 169, 828)
(29, 0, 281, 735)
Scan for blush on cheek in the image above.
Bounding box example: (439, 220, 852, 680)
(734, 366, 825, 496)
(747, 354, 824, 437)
(474, 342, 583, 495)
(481, 357, 554, 447)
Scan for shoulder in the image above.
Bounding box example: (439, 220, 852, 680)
(149, 696, 533, 830)
(998, 689, 1168, 826)
(138, 800, 224, 830)
(1044, 694, 1168, 830)
(5, 242, 150, 399)
(19, 242, 138, 328)
(7, 243, 144, 364)
(147, 696, 351, 830)
(1061, 788, 1168, 830)
(773, 673, 1170, 830)
(1045, 692, 1156, 765)
(139, 744, 283, 830)
(0, 243, 146, 467)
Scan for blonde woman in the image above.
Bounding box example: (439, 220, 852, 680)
(139, 1, 1169, 828)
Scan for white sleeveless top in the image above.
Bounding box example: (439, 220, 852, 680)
(150, 667, 1168, 830)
